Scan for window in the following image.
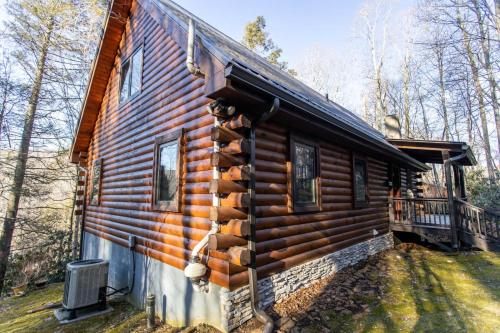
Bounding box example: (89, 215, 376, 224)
(353, 154, 368, 208)
(90, 159, 102, 206)
(290, 135, 320, 212)
(119, 46, 143, 104)
(152, 129, 183, 212)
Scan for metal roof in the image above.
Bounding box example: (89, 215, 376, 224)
(155, 0, 429, 171)
(388, 139, 477, 166)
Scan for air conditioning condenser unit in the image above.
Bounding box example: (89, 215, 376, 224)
(55, 259, 110, 322)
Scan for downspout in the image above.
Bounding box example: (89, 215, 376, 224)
(248, 97, 280, 333)
(183, 17, 212, 292)
(77, 165, 87, 260)
(443, 152, 467, 250)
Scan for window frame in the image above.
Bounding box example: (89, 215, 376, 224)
(118, 44, 144, 105)
(289, 133, 321, 213)
(89, 158, 103, 206)
(352, 153, 369, 208)
(152, 129, 184, 212)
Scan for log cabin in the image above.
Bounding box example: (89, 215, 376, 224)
(70, 0, 493, 331)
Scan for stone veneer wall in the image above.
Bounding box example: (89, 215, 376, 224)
(221, 233, 394, 330)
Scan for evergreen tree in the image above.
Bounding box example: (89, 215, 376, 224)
(242, 16, 297, 76)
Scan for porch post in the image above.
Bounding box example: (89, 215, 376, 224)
(459, 166, 466, 200)
(442, 151, 459, 249)
(453, 165, 462, 199)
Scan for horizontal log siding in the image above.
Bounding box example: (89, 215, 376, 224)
(83, 5, 228, 286)
(230, 122, 390, 288)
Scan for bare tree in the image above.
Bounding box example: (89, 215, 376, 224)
(359, 0, 392, 132)
(471, 0, 500, 162)
(456, 4, 496, 179)
(0, 3, 55, 292)
(0, 54, 28, 146)
(0, 0, 104, 292)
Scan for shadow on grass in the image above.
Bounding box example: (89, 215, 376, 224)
(401, 249, 471, 333)
(258, 243, 500, 333)
(452, 250, 500, 303)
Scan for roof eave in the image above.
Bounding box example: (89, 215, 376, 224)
(464, 144, 477, 166)
(70, 0, 132, 163)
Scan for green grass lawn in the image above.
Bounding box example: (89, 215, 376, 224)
(0, 284, 147, 333)
(321, 246, 500, 333)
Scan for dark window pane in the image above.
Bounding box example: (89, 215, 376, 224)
(90, 161, 101, 205)
(130, 48, 143, 96)
(354, 159, 366, 201)
(294, 142, 316, 204)
(158, 141, 179, 202)
(119, 60, 130, 103)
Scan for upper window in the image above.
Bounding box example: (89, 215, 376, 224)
(90, 159, 102, 206)
(291, 136, 320, 212)
(353, 155, 368, 208)
(152, 129, 183, 212)
(119, 46, 143, 104)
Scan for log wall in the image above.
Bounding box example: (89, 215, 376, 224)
(229, 121, 391, 288)
(82, 1, 394, 291)
(82, 3, 229, 287)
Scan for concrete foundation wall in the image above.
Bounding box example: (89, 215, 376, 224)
(82, 232, 228, 332)
(221, 233, 394, 330)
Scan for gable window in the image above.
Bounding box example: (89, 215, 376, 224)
(90, 159, 102, 206)
(353, 154, 368, 208)
(290, 135, 320, 212)
(119, 46, 143, 104)
(152, 129, 183, 212)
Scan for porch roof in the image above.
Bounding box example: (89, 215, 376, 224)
(387, 139, 477, 166)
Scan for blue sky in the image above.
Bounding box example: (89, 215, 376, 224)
(174, 0, 370, 66)
(173, 0, 415, 68)
(0, 0, 413, 67)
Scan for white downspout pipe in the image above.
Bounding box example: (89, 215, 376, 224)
(186, 19, 204, 78)
(183, 18, 212, 292)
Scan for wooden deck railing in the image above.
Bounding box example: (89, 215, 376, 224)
(390, 198, 450, 227)
(390, 197, 500, 250)
(454, 199, 499, 242)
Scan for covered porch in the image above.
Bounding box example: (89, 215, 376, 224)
(388, 139, 499, 252)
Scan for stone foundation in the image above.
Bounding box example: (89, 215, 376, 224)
(221, 233, 394, 330)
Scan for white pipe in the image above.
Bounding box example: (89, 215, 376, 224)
(184, 115, 220, 292)
(191, 222, 218, 259)
(186, 19, 204, 77)
(190, 116, 221, 260)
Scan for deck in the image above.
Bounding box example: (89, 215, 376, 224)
(390, 198, 500, 252)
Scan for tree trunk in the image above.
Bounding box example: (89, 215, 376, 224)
(0, 91, 6, 140)
(495, 0, 500, 37)
(472, 0, 500, 165)
(417, 88, 441, 189)
(457, 9, 496, 179)
(402, 54, 411, 138)
(417, 88, 430, 139)
(436, 47, 450, 141)
(0, 18, 53, 292)
(67, 166, 78, 260)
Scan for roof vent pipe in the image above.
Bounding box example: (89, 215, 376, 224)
(186, 19, 204, 78)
